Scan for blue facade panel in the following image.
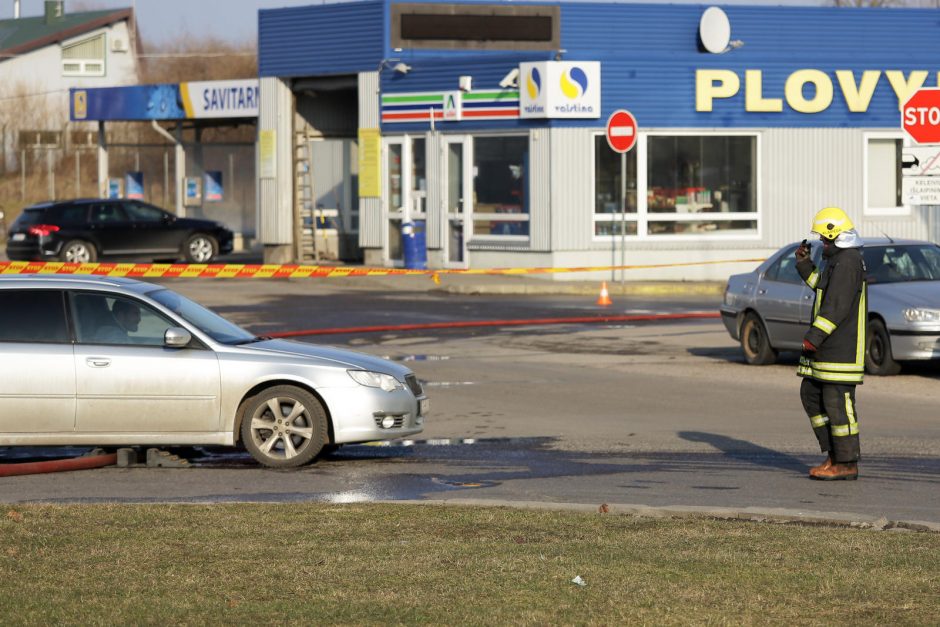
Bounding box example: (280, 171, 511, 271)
(558, 3, 940, 128)
(259, 1, 385, 77)
(260, 1, 940, 128)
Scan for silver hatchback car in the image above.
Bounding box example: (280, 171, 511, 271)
(721, 238, 940, 375)
(0, 275, 428, 467)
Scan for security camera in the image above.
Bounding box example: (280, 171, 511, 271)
(392, 62, 411, 75)
(499, 68, 519, 89)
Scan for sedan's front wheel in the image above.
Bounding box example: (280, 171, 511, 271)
(240, 386, 328, 468)
(866, 318, 901, 376)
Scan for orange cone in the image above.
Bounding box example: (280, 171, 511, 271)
(596, 281, 613, 306)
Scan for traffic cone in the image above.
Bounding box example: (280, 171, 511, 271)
(596, 281, 613, 306)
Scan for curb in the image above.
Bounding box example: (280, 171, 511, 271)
(434, 281, 727, 297)
(381, 498, 940, 534)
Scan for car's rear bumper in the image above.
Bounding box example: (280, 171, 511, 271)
(5, 240, 58, 261)
(720, 308, 740, 339)
(889, 329, 940, 361)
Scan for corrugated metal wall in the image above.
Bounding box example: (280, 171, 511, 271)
(528, 128, 551, 251)
(426, 131, 443, 250)
(259, 1, 385, 78)
(258, 76, 294, 245)
(548, 127, 592, 252)
(763, 128, 934, 246)
(359, 71, 383, 249)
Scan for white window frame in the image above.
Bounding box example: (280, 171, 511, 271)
(61, 33, 107, 77)
(591, 129, 762, 242)
(863, 131, 910, 217)
(468, 132, 531, 244)
(590, 132, 639, 240)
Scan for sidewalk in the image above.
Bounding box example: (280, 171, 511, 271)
(0, 249, 727, 297)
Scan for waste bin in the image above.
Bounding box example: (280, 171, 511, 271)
(402, 220, 427, 270)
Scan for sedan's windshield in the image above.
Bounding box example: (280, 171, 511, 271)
(148, 288, 255, 344)
(863, 245, 940, 284)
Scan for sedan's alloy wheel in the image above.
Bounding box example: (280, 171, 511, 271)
(63, 242, 93, 263)
(188, 236, 214, 263)
(241, 386, 328, 467)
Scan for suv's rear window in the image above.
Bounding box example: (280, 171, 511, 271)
(12, 208, 45, 227)
(0, 290, 69, 343)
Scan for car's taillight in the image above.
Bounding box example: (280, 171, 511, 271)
(27, 224, 60, 237)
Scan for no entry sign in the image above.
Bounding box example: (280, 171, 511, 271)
(902, 88, 940, 144)
(606, 109, 637, 153)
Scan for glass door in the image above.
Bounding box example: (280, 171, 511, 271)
(444, 136, 472, 267)
(384, 136, 428, 265)
(385, 139, 405, 264)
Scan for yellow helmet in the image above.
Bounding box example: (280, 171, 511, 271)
(811, 207, 854, 240)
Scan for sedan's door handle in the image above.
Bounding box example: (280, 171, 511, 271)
(757, 288, 767, 295)
(86, 357, 111, 368)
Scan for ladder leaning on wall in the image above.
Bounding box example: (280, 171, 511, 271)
(294, 131, 319, 262)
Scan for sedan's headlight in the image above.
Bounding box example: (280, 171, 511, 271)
(347, 370, 403, 392)
(903, 308, 940, 323)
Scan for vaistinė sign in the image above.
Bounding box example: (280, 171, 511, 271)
(519, 61, 601, 119)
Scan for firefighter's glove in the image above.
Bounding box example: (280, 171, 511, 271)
(802, 339, 817, 353)
(795, 241, 811, 263)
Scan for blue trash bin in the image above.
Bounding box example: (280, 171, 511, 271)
(402, 220, 427, 269)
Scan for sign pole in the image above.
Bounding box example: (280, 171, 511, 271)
(620, 151, 626, 287)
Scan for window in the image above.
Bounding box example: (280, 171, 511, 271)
(594, 136, 637, 236)
(125, 202, 166, 223)
(764, 246, 802, 285)
(647, 135, 757, 236)
(56, 205, 90, 224)
(90, 204, 127, 224)
(0, 290, 69, 343)
(865, 134, 907, 216)
(592, 132, 759, 240)
(473, 136, 529, 237)
(62, 34, 106, 77)
(71, 293, 175, 346)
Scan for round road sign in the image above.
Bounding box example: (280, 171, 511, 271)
(606, 109, 637, 153)
(902, 88, 940, 144)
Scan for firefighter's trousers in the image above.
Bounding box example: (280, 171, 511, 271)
(800, 378, 860, 463)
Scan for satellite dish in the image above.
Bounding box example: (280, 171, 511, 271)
(699, 7, 732, 54)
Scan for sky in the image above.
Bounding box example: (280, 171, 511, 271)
(0, 0, 833, 46)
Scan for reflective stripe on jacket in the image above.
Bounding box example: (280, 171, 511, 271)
(796, 247, 867, 384)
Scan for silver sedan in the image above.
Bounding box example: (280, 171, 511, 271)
(720, 238, 940, 375)
(0, 275, 428, 467)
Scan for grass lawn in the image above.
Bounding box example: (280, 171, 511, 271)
(1, 503, 938, 625)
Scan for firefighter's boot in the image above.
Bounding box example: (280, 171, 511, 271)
(808, 456, 833, 478)
(811, 462, 858, 481)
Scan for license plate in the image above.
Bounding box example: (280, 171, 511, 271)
(11, 233, 25, 241)
(419, 398, 430, 416)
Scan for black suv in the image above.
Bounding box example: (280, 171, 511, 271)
(6, 199, 234, 263)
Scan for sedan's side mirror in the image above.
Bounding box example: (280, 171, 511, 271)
(164, 327, 192, 348)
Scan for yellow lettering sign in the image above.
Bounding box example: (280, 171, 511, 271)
(785, 70, 833, 114)
(885, 70, 929, 110)
(696, 69, 740, 112)
(835, 70, 880, 113)
(744, 70, 783, 112)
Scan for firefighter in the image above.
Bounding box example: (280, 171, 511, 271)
(794, 207, 866, 480)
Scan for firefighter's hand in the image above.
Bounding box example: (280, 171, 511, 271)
(802, 339, 817, 353)
(795, 240, 811, 262)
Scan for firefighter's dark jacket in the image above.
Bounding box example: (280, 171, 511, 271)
(796, 247, 868, 384)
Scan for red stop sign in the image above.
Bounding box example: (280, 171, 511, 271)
(606, 110, 637, 153)
(902, 88, 940, 144)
